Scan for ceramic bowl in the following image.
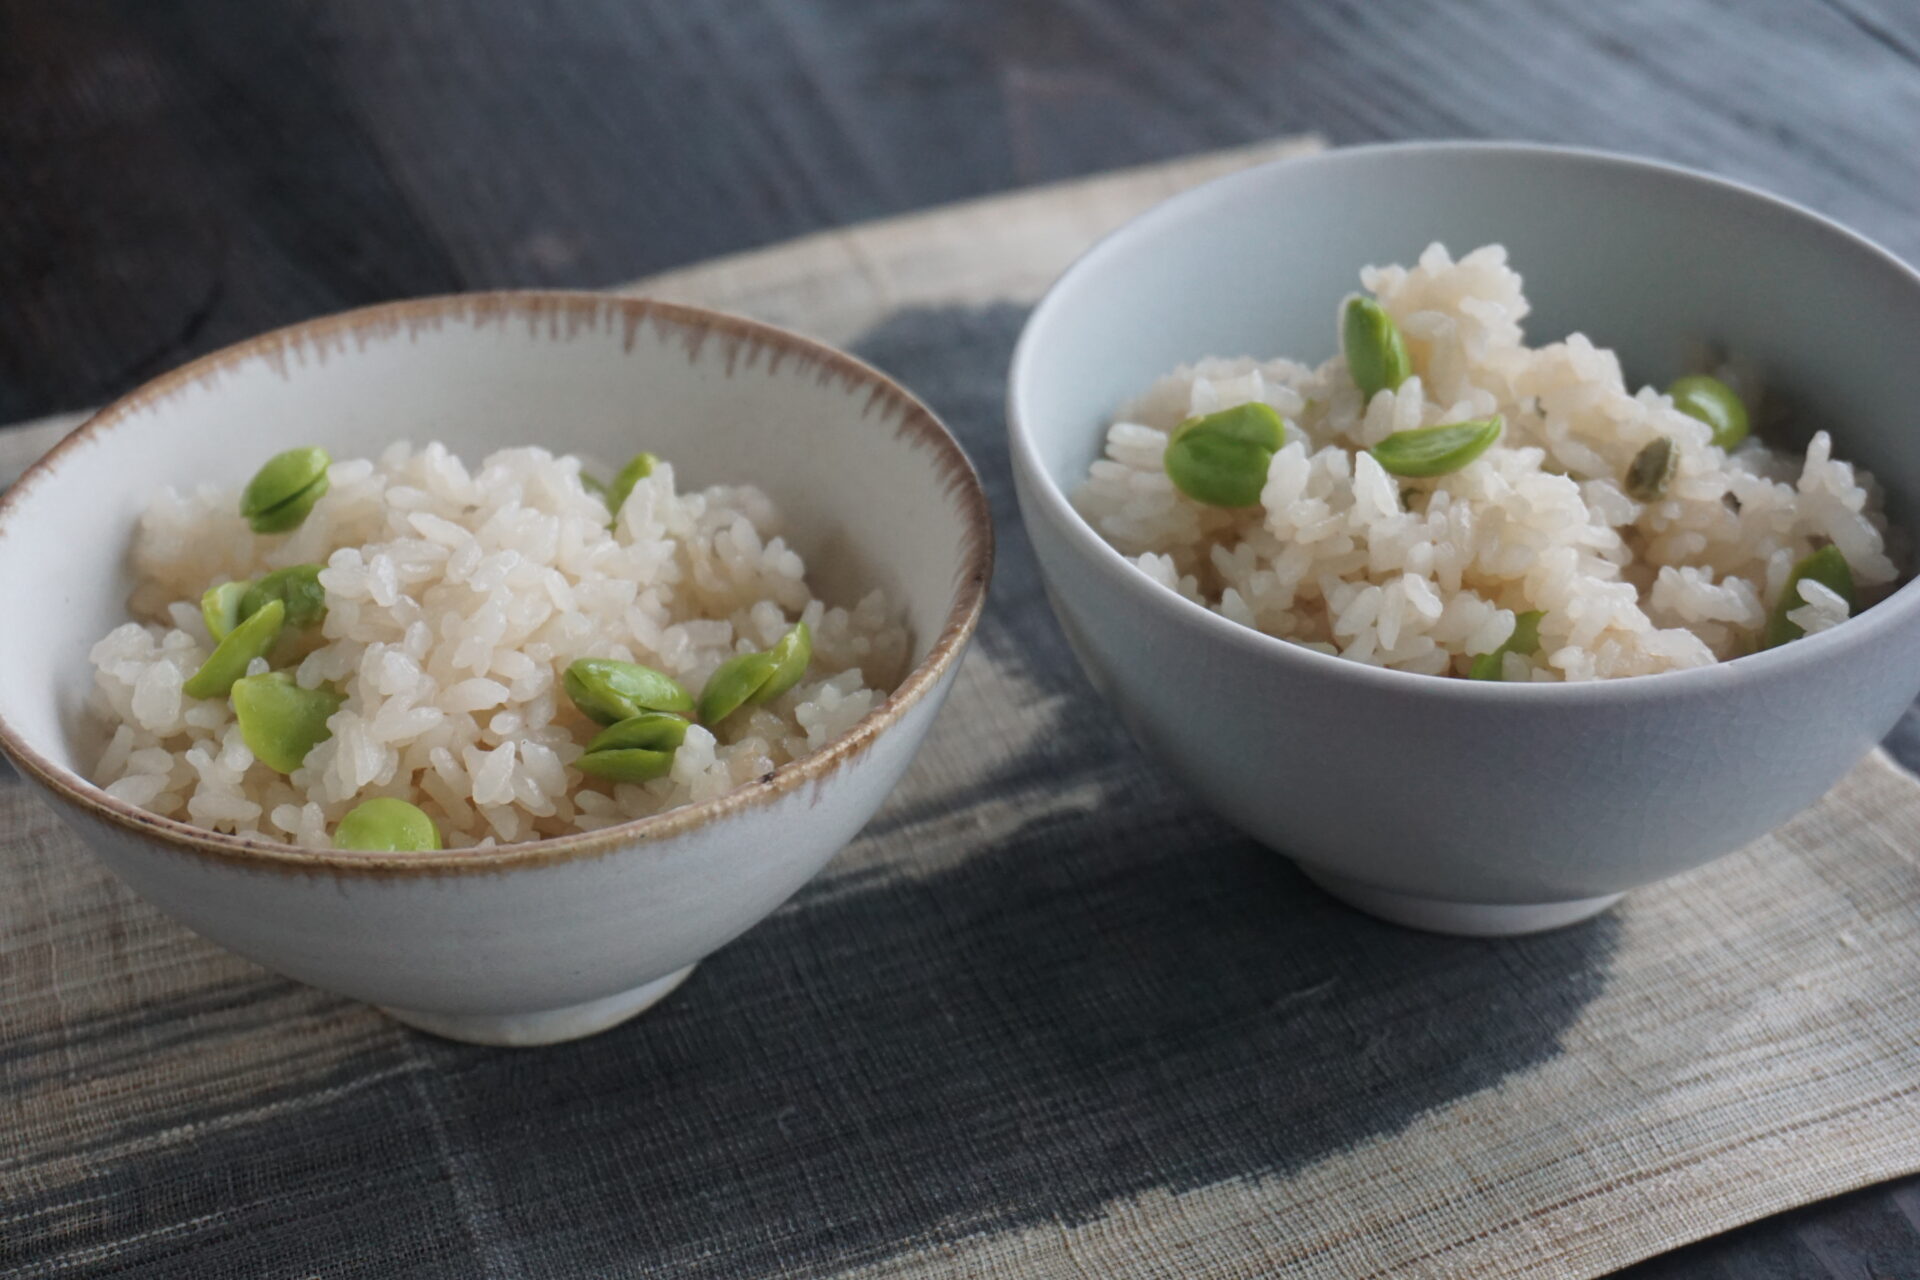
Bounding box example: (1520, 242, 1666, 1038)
(1008, 142, 1920, 936)
(0, 293, 991, 1044)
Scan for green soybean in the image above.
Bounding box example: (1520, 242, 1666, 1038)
(1668, 375, 1749, 450)
(1342, 296, 1413, 399)
(240, 447, 332, 534)
(584, 711, 693, 755)
(231, 671, 343, 774)
(1369, 416, 1503, 478)
(697, 622, 813, 725)
(574, 749, 677, 783)
(1163, 402, 1286, 508)
(761, 622, 812, 702)
(575, 711, 691, 783)
(603, 452, 658, 524)
(240, 563, 328, 630)
(1762, 545, 1856, 649)
(182, 599, 286, 699)
(697, 651, 779, 726)
(1624, 436, 1678, 502)
(200, 581, 249, 643)
(563, 657, 693, 725)
(333, 797, 442, 852)
(1469, 610, 1545, 680)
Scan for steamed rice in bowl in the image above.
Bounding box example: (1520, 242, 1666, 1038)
(1074, 243, 1905, 680)
(87, 443, 909, 848)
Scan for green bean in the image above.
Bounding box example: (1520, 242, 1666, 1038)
(1624, 436, 1678, 502)
(563, 657, 694, 724)
(1369, 417, 1503, 478)
(333, 797, 442, 852)
(602, 453, 658, 525)
(1469, 610, 1544, 680)
(231, 671, 343, 774)
(575, 711, 690, 783)
(583, 711, 692, 754)
(697, 622, 813, 725)
(240, 447, 332, 534)
(1163, 402, 1286, 508)
(1342, 296, 1414, 399)
(760, 622, 812, 702)
(1668, 375, 1749, 450)
(200, 581, 249, 643)
(696, 651, 778, 727)
(182, 599, 286, 699)
(1762, 546, 1856, 649)
(574, 749, 676, 783)
(240, 564, 328, 630)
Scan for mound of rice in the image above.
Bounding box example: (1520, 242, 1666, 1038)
(87, 444, 910, 848)
(1074, 243, 1904, 680)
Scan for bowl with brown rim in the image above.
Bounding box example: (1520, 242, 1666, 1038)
(0, 292, 991, 1045)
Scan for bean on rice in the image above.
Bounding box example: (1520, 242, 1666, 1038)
(1073, 243, 1904, 681)
(87, 444, 910, 848)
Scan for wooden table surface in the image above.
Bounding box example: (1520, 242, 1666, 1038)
(5, 1, 1920, 1273)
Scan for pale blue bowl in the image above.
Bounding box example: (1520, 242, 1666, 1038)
(1009, 142, 1920, 935)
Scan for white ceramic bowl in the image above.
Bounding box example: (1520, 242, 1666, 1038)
(1009, 142, 1920, 936)
(0, 293, 991, 1044)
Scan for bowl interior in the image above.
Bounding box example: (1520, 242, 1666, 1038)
(0, 295, 984, 783)
(1014, 143, 1920, 536)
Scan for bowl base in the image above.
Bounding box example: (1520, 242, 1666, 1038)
(379, 964, 697, 1047)
(1299, 868, 1622, 937)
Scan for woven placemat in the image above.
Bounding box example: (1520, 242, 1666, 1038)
(6, 139, 1920, 1279)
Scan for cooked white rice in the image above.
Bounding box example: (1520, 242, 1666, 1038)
(87, 443, 910, 848)
(1074, 243, 1904, 680)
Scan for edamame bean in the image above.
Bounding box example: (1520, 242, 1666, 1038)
(1369, 416, 1503, 478)
(697, 651, 778, 727)
(240, 447, 332, 534)
(200, 581, 249, 643)
(761, 622, 812, 702)
(575, 749, 676, 783)
(575, 711, 691, 782)
(1667, 375, 1749, 450)
(1342, 296, 1413, 399)
(333, 797, 442, 851)
(563, 657, 694, 724)
(231, 670, 343, 773)
(1763, 545, 1855, 649)
(1469, 610, 1544, 680)
(602, 453, 658, 524)
(240, 563, 328, 630)
(1163, 402, 1286, 508)
(697, 622, 813, 725)
(1624, 436, 1678, 502)
(182, 598, 286, 699)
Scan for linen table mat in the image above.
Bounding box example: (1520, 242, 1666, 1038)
(7, 138, 1920, 1279)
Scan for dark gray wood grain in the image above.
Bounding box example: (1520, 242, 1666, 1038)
(3, 0, 1918, 1272)
(8, 0, 1920, 424)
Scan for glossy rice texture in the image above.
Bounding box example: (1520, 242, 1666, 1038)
(1073, 244, 1903, 680)
(86, 444, 909, 847)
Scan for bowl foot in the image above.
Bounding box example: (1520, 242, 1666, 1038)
(380, 965, 697, 1047)
(1299, 868, 1622, 937)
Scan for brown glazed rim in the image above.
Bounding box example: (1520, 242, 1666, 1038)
(0, 291, 995, 876)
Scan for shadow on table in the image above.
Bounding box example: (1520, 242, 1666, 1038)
(443, 808, 1619, 1278)
(22, 799, 1617, 1278)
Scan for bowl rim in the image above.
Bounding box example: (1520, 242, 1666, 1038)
(1007, 138, 1920, 706)
(0, 290, 994, 875)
